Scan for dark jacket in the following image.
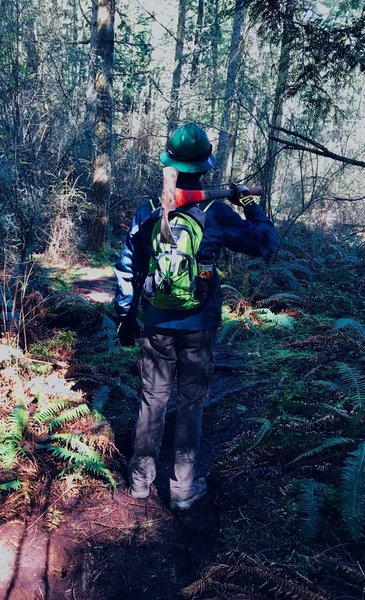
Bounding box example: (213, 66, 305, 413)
(114, 194, 277, 331)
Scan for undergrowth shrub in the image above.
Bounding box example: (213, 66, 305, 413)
(0, 344, 117, 522)
(29, 329, 77, 361)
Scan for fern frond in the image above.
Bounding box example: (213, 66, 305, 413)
(287, 262, 314, 282)
(291, 437, 351, 463)
(116, 381, 139, 399)
(336, 362, 365, 408)
(0, 443, 18, 469)
(335, 318, 365, 338)
(341, 441, 365, 542)
(298, 479, 323, 539)
(44, 444, 115, 487)
(217, 320, 242, 343)
(264, 292, 305, 306)
(91, 385, 110, 418)
(48, 403, 90, 431)
(253, 308, 296, 330)
(6, 404, 27, 443)
(270, 265, 300, 290)
(0, 479, 23, 493)
(248, 418, 272, 449)
(33, 398, 72, 424)
(80, 459, 116, 487)
(46, 507, 64, 531)
(46, 434, 104, 463)
(221, 284, 244, 299)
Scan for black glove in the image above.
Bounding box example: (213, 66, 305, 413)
(230, 183, 255, 208)
(117, 315, 141, 347)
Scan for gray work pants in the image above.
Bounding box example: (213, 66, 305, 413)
(128, 326, 216, 502)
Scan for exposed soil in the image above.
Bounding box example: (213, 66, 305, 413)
(0, 269, 254, 600)
(2, 267, 364, 600)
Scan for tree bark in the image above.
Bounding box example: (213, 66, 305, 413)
(210, 0, 220, 121)
(167, 0, 187, 136)
(89, 0, 115, 251)
(212, 0, 245, 187)
(260, 0, 296, 214)
(83, 0, 98, 165)
(190, 0, 204, 88)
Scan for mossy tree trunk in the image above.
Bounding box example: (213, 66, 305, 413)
(89, 0, 115, 251)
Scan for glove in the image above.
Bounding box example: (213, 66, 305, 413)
(230, 183, 255, 208)
(117, 315, 141, 347)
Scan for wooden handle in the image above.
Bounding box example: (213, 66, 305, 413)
(161, 167, 178, 242)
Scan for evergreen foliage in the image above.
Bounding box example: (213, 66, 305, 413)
(341, 442, 365, 542)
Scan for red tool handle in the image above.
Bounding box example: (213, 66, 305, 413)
(175, 186, 262, 208)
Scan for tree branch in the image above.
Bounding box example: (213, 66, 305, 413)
(270, 133, 365, 168)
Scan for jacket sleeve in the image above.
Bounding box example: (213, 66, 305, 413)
(214, 201, 277, 257)
(113, 202, 152, 317)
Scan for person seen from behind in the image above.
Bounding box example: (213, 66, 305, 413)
(114, 123, 278, 511)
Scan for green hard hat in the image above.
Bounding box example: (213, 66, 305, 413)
(160, 123, 216, 173)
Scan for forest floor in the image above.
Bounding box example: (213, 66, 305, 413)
(1, 252, 365, 600)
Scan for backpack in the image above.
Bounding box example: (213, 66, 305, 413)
(143, 200, 214, 310)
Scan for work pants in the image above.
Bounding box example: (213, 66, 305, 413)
(128, 326, 216, 502)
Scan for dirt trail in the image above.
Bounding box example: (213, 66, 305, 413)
(82, 352, 248, 600)
(0, 267, 251, 600)
(73, 268, 251, 599)
(71, 265, 116, 304)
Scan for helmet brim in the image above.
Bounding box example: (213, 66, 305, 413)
(160, 151, 216, 173)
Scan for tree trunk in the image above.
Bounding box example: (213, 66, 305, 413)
(212, 0, 245, 187)
(260, 0, 295, 214)
(83, 0, 98, 165)
(210, 0, 220, 122)
(167, 0, 187, 136)
(89, 0, 115, 251)
(190, 0, 204, 88)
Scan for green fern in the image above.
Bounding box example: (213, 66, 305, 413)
(0, 404, 28, 466)
(0, 443, 18, 469)
(218, 320, 242, 343)
(248, 417, 272, 449)
(218, 317, 257, 343)
(6, 404, 27, 443)
(91, 385, 110, 420)
(290, 437, 352, 464)
(341, 441, 365, 542)
(48, 403, 90, 432)
(298, 479, 322, 539)
(270, 265, 300, 290)
(335, 318, 365, 338)
(220, 284, 244, 299)
(45, 434, 104, 463)
(287, 262, 314, 282)
(264, 292, 305, 307)
(34, 398, 72, 424)
(0, 479, 23, 493)
(44, 444, 115, 486)
(252, 309, 296, 330)
(336, 362, 365, 408)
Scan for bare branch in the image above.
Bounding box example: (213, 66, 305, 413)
(270, 134, 365, 168)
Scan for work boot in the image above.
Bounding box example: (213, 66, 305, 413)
(170, 478, 207, 511)
(130, 484, 150, 499)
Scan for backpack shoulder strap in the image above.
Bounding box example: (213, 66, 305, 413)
(202, 199, 215, 213)
(149, 197, 160, 211)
